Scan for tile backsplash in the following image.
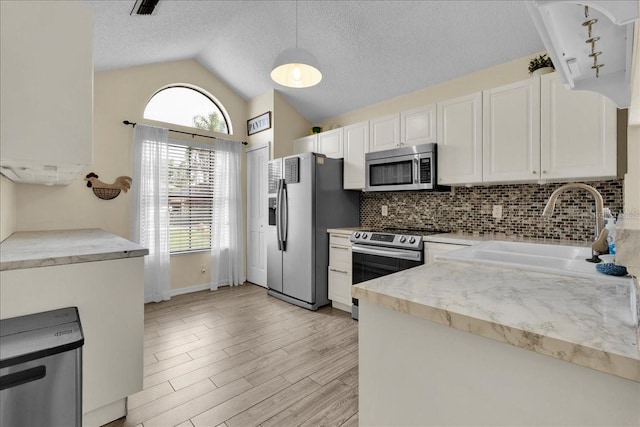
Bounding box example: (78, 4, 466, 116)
(360, 180, 624, 242)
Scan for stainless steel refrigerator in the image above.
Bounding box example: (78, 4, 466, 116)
(267, 152, 360, 310)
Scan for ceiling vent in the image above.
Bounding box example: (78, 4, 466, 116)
(130, 0, 159, 16)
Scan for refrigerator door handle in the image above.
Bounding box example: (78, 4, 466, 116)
(276, 179, 283, 251)
(282, 184, 288, 250)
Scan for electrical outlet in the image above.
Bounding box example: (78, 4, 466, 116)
(381, 205, 388, 216)
(492, 205, 503, 219)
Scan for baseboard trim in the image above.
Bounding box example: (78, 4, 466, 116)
(169, 283, 215, 297)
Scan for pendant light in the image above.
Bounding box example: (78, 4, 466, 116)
(271, 1, 322, 88)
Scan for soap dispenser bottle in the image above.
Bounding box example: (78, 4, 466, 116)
(604, 210, 616, 255)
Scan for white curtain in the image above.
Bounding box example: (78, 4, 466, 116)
(131, 124, 171, 303)
(210, 139, 245, 288)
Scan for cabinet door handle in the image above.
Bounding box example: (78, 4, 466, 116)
(330, 245, 349, 250)
(329, 268, 349, 274)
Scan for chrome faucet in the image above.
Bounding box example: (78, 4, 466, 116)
(542, 183, 604, 243)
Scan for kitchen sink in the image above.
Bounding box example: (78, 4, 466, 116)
(436, 241, 614, 279)
(477, 241, 582, 259)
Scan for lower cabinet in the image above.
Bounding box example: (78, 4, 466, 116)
(328, 232, 353, 311)
(0, 258, 144, 427)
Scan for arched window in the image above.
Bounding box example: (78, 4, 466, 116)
(144, 86, 230, 134)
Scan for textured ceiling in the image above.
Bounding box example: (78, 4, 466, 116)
(86, 0, 545, 124)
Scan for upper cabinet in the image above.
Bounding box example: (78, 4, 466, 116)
(317, 128, 344, 158)
(540, 73, 617, 180)
(343, 121, 369, 190)
(0, 1, 93, 185)
(483, 78, 541, 183)
(294, 129, 344, 159)
(437, 92, 483, 185)
(293, 134, 317, 155)
(369, 105, 436, 153)
(295, 74, 616, 190)
(369, 114, 400, 152)
(439, 73, 617, 186)
(400, 104, 437, 146)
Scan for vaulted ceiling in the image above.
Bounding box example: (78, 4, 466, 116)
(86, 0, 545, 123)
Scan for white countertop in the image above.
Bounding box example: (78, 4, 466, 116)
(327, 226, 368, 234)
(352, 260, 640, 382)
(0, 229, 148, 271)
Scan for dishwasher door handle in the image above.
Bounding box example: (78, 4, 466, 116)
(0, 365, 46, 391)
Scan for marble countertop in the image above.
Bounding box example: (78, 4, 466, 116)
(327, 226, 367, 234)
(352, 260, 640, 382)
(0, 229, 149, 271)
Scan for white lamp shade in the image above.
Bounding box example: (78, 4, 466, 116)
(271, 47, 322, 88)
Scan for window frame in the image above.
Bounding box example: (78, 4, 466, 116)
(144, 85, 232, 135)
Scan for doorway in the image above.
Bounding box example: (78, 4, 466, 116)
(246, 143, 269, 287)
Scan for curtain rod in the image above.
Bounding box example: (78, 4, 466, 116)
(122, 120, 248, 145)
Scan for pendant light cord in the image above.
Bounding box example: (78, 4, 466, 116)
(295, 0, 298, 49)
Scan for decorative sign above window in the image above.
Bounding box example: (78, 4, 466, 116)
(247, 111, 271, 135)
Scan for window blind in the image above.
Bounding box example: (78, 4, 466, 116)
(167, 143, 215, 253)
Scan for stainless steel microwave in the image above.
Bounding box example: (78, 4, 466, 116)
(365, 143, 437, 192)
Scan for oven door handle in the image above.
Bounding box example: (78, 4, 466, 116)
(352, 245, 422, 261)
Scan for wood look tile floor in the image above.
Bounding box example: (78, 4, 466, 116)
(103, 284, 359, 427)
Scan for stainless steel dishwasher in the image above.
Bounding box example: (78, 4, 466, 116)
(0, 307, 84, 427)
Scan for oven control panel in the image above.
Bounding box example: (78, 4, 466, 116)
(350, 231, 423, 250)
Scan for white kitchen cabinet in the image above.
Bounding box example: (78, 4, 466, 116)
(424, 241, 470, 263)
(343, 121, 369, 189)
(0, 230, 146, 427)
(369, 106, 436, 153)
(437, 92, 483, 185)
(328, 232, 353, 311)
(369, 114, 401, 152)
(0, 1, 93, 185)
(483, 78, 541, 183)
(317, 128, 344, 158)
(401, 104, 437, 146)
(1, 258, 144, 427)
(293, 134, 317, 154)
(540, 73, 617, 180)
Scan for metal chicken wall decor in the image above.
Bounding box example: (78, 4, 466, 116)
(85, 172, 132, 200)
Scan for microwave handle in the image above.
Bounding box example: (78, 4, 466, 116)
(413, 158, 419, 184)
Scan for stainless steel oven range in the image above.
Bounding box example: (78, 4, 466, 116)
(350, 228, 444, 320)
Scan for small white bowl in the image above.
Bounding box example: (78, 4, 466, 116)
(599, 254, 615, 264)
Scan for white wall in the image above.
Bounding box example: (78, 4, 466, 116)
(0, 175, 16, 241)
(247, 89, 310, 160)
(13, 59, 248, 290)
(273, 90, 310, 159)
(624, 20, 640, 218)
(615, 21, 640, 277)
(247, 90, 274, 153)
